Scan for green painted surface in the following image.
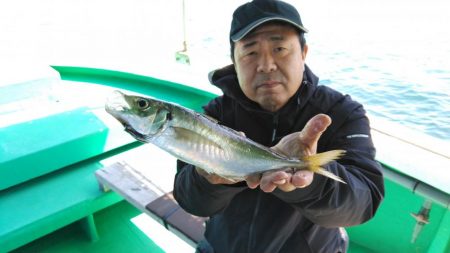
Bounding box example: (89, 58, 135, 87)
(348, 243, 376, 253)
(427, 211, 450, 253)
(0, 78, 58, 105)
(0, 159, 120, 252)
(347, 176, 450, 253)
(51, 66, 216, 112)
(79, 214, 100, 242)
(10, 201, 164, 253)
(0, 108, 108, 190)
(0, 140, 141, 252)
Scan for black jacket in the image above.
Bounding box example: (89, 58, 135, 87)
(174, 64, 384, 253)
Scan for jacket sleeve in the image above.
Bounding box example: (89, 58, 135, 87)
(272, 104, 385, 228)
(173, 96, 247, 217)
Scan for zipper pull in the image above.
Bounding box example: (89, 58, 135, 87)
(271, 114, 279, 143)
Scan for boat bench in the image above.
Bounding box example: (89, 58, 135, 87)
(0, 156, 129, 253)
(0, 106, 140, 253)
(95, 161, 207, 247)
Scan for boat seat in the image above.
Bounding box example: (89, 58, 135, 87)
(0, 107, 109, 190)
(95, 161, 207, 247)
(0, 101, 142, 252)
(0, 158, 125, 253)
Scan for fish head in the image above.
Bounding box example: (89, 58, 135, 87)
(105, 90, 171, 141)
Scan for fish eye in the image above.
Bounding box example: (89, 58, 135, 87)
(136, 98, 150, 109)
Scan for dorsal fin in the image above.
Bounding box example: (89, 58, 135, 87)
(201, 113, 219, 124)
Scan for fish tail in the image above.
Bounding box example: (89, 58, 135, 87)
(303, 150, 347, 184)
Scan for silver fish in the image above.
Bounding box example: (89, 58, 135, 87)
(105, 90, 346, 183)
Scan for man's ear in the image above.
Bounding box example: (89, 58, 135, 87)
(302, 44, 308, 60)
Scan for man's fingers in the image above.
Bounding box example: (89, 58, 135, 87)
(260, 171, 290, 192)
(277, 183, 297, 192)
(301, 114, 331, 140)
(247, 170, 313, 192)
(299, 114, 332, 151)
(246, 174, 261, 189)
(291, 170, 314, 188)
(273, 179, 287, 185)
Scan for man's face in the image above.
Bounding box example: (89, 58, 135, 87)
(234, 23, 308, 112)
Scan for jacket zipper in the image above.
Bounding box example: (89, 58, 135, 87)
(271, 114, 279, 145)
(247, 114, 279, 253)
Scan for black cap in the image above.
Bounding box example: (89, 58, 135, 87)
(230, 0, 308, 42)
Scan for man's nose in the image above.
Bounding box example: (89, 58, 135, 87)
(256, 52, 277, 73)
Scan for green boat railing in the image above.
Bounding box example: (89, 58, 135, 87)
(50, 66, 216, 113)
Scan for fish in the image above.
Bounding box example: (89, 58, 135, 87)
(105, 90, 346, 183)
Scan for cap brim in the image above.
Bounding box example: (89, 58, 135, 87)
(230, 17, 308, 42)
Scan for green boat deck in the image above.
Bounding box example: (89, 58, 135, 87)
(9, 200, 376, 253)
(10, 201, 166, 253)
(1, 67, 449, 253)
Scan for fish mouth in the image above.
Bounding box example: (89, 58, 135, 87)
(124, 125, 148, 142)
(105, 90, 129, 113)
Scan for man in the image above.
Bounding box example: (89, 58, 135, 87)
(173, 0, 385, 252)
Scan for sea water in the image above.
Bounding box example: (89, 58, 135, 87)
(1, 0, 448, 141)
(184, 0, 450, 141)
(302, 0, 450, 141)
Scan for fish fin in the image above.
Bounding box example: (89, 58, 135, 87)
(200, 170, 242, 183)
(221, 176, 242, 183)
(202, 114, 219, 123)
(200, 113, 247, 138)
(303, 150, 346, 184)
(314, 167, 346, 184)
(201, 114, 246, 139)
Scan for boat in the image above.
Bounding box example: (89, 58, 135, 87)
(0, 65, 448, 253)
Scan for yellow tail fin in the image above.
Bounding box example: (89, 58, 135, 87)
(303, 150, 347, 184)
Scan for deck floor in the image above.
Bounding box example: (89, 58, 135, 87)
(11, 200, 373, 253)
(11, 201, 165, 253)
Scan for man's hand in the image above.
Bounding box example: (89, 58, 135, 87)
(246, 114, 332, 192)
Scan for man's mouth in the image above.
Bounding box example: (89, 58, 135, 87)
(258, 80, 281, 89)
